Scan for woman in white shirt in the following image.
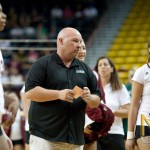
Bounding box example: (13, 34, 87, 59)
(126, 41, 150, 150)
(95, 56, 130, 150)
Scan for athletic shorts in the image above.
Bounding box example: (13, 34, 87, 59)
(135, 125, 150, 139)
(12, 139, 24, 146)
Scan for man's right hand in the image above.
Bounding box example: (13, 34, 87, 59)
(58, 89, 75, 103)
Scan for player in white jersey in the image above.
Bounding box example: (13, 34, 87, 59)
(126, 41, 150, 150)
(0, 3, 19, 150)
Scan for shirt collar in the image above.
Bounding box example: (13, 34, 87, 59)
(54, 52, 79, 67)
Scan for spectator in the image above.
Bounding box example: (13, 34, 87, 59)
(63, 5, 74, 27)
(36, 22, 48, 39)
(74, 3, 84, 31)
(9, 67, 24, 85)
(50, 4, 63, 27)
(83, 4, 98, 18)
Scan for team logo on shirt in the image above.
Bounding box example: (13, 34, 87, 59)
(76, 70, 85, 74)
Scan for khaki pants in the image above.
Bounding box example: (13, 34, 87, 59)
(83, 141, 97, 150)
(30, 135, 83, 150)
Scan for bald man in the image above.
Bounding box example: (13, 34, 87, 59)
(25, 27, 101, 150)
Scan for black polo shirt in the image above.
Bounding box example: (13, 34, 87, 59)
(25, 53, 101, 145)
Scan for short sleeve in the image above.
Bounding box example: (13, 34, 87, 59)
(132, 65, 145, 84)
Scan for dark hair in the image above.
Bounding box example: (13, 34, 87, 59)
(94, 56, 122, 91)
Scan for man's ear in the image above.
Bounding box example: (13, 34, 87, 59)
(59, 38, 63, 45)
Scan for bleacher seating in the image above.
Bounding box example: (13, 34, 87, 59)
(107, 0, 150, 83)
